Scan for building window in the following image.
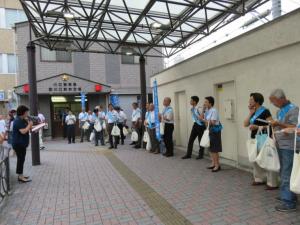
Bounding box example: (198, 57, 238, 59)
(4, 9, 27, 29)
(0, 54, 17, 74)
(40, 47, 72, 62)
(121, 48, 141, 64)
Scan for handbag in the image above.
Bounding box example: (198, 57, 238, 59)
(123, 127, 129, 136)
(200, 123, 210, 148)
(89, 132, 95, 141)
(256, 130, 268, 152)
(82, 121, 90, 130)
(102, 121, 106, 130)
(131, 131, 139, 142)
(111, 124, 121, 136)
(256, 127, 280, 172)
(94, 121, 102, 132)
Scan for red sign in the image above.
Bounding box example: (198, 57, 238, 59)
(95, 84, 102, 92)
(23, 84, 29, 93)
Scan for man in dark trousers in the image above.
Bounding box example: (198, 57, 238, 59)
(161, 97, 174, 157)
(182, 96, 206, 159)
(61, 107, 69, 139)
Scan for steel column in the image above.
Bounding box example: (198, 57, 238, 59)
(139, 55, 147, 122)
(27, 41, 40, 166)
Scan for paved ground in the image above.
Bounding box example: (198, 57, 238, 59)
(0, 139, 300, 225)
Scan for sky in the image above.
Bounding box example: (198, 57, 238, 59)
(164, 0, 300, 68)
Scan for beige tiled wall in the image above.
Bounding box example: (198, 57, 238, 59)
(0, 0, 22, 9)
(0, 74, 16, 90)
(0, 29, 15, 54)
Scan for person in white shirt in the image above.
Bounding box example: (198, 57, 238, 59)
(37, 112, 46, 150)
(131, 102, 142, 148)
(95, 106, 106, 146)
(161, 97, 174, 157)
(0, 115, 7, 135)
(115, 107, 127, 145)
(86, 110, 93, 140)
(65, 111, 76, 144)
(106, 104, 119, 149)
(78, 108, 88, 142)
(145, 103, 160, 154)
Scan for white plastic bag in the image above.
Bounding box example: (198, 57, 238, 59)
(94, 121, 102, 132)
(82, 121, 90, 130)
(89, 132, 95, 141)
(102, 122, 106, 130)
(160, 123, 165, 135)
(200, 123, 210, 148)
(123, 127, 129, 136)
(111, 124, 120, 136)
(256, 136, 280, 172)
(146, 140, 152, 151)
(131, 131, 139, 142)
(143, 131, 150, 143)
(247, 138, 257, 163)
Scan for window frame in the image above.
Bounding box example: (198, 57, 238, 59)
(40, 47, 72, 63)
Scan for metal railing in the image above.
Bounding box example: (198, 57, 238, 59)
(0, 144, 10, 203)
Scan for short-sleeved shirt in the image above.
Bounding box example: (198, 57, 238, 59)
(249, 108, 272, 139)
(131, 108, 141, 122)
(205, 108, 220, 124)
(0, 119, 6, 134)
(274, 103, 299, 150)
(12, 117, 29, 148)
(162, 106, 174, 124)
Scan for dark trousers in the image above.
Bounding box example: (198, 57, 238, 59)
(63, 124, 67, 138)
(186, 123, 206, 157)
(117, 124, 125, 144)
(136, 126, 143, 147)
(94, 130, 104, 146)
(67, 124, 75, 143)
(164, 123, 174, 156)
(108, 123, 118, 148)
(14, 145, 26, 175)
(148, 128, 160, 152)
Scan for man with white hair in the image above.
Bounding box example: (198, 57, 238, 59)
(269, 89, 298, 212)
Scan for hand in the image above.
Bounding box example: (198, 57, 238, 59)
(28, 121, 33, 129)
(249, 124, 258, 131)
(199, 114, 204, 120)
(270, 120, 280, 127)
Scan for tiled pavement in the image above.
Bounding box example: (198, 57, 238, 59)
(0, 139, 300, 225)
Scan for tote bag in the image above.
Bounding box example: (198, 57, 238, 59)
(143, 131, 150, 143)
(82, 121, 90, 130)
(290, 111, 300, 194)
(123, 127, 129, 136)
(146, 139, 152, 151)
(200, 123, 210, 148)
(89, 132, 95, 141)
(111, 124, 121, 136)
(94, 121, 102, 132)
(256, 127, 280, 172)
(160, 123, 165, 135)
(131, 131, 138, 142)
(246, 138, 257, 163)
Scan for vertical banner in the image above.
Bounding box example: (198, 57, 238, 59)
(110, 94, 120, 107)
(80, 92, 86, 109)
(153, 80, 161, 141)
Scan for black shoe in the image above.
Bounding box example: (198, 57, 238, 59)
(212, 166, 221, 172)
(182, 155, 191, 159)
(275, 204, 296, 212)
(114, 146, 118, 149)
(196, 156, 203, 160)
(165, 154, 174, 157)
(108, 146, 113, 149)
(95, 144, 99, 146)
(134, 145, 141, 149)
(130, 142, 136, 145)
(207, 166, 215, 169)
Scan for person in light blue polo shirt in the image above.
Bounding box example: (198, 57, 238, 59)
(182, 96, 206, 160)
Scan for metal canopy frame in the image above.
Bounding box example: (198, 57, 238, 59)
(20, 0, 268, 58)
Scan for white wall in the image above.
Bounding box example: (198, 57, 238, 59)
(151, 9, 300, 168)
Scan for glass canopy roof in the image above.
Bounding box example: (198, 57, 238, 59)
(20, 0, 269, 57)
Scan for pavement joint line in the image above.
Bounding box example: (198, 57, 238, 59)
(102, 151, 193, 225)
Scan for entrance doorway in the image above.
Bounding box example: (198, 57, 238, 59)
(50, 96, 89, 138)
(215, 81, 238, 162)
(175, 91, 188, 147)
